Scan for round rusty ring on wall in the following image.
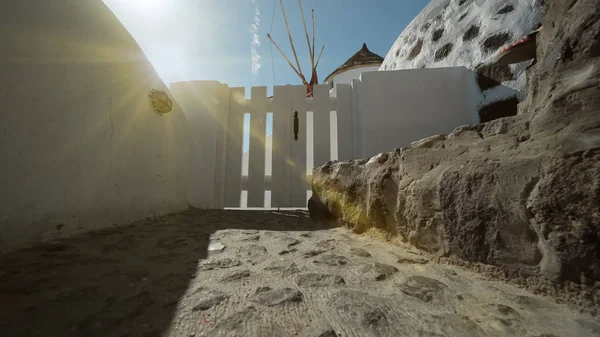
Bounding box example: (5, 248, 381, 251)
(148, 89, 173, 114)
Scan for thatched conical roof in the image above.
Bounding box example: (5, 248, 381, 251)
(324, 43, 384, 83)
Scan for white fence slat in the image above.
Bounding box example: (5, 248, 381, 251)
(265, 98, 273, 113)
(312, 84, 331, 170)
(211, 84, 231, 209)
(224, 87, 245, 207)
(247, 86, 267, 207)
(170, 81, 225, 208)
(351, 79, 363, 159)
(181, 68, 485, 209)
(336, 83, 354, 161)
(270, 85, 291, 208)
(289, 85, 309, 207)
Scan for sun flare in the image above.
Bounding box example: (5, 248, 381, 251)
(138, 0, 164, 13)
(116, 0, 164, 15)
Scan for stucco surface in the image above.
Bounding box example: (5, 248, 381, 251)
(0, 0, 190, 252)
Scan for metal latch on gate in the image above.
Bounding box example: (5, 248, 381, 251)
(293, 111, 299, 141)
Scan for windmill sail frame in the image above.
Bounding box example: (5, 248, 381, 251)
(267, 0, 324, 97)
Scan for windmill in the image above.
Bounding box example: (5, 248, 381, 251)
(267, 0, 324, 97)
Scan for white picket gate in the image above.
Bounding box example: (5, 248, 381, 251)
(171, 67, 490, 210)
(170, 81, 355, 209)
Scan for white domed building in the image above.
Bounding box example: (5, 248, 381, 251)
(324, 43, 384, 97)
(379, 0, 543, 121)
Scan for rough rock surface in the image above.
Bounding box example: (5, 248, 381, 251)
(310, 0, 600, 305)
(1, 209, 598, 337)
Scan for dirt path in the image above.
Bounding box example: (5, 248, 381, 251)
(0, 210, 598, 337)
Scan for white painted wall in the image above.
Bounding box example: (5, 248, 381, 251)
(0, 0, 191, 252)
(169, 81, 231, 209)
(380, 0, 543, 102)
(327, 66, 381, 96)
(357, 67, 478, 158)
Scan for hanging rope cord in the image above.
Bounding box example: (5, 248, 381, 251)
(268, 0, 278, 86)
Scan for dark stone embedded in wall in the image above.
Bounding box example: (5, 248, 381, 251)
(395, 49, 400, 57)
(432, 28, 445, 42)
(434, 43, 453, 61)
(476, 73, 501, 91)
(458, 12, 468, 21)
(408, 39, 424, 61)
(475, 63, 515, 90)
(421, 22, 431, 32)
(458, 0, 468, 6)
(497, 4, 515, 14)
(478, 97, 519, 123)
(463, 25, 480, 42)
(482, 32, 513, 54)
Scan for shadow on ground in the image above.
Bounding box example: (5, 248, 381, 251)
(0, 209, 328, 337)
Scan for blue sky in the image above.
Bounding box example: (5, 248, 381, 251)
(105, 0, 429, 94)
(104, 0, 429, 151)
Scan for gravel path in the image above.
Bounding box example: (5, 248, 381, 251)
(0, 209, 598, 337)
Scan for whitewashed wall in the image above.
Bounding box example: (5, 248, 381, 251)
(379, 0, 542, 102)
(327, 66, 381, 97)
(171, 82, 353, 209)
(170, 67, 493, 210)
(356, 67, 481, 158)
(0, 2, 507, 252)
(169, 81, 232, 209)
(0, 0, 191, 252)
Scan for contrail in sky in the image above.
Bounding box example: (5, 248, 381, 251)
(250, 0, 261, 75)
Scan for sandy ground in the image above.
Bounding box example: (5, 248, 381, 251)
(0, 209, 599, 337)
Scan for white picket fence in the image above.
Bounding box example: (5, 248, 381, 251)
(171, 81, 354, 209)
(171, 67, 498, 210)
(242, 83, 354, 208)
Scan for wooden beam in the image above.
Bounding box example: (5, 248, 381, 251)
(279, 0, 304, 77)
(267, 33, 303, 80)
(297, 0, 314, 68)
(315, 45, 325, 69)
(312, 9, 316, 65)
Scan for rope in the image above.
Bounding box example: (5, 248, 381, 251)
(269, 0, 277, 33)
(269, 0, 278, 86)
(270, 42, 276, 86)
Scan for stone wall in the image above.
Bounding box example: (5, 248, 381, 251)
(310, 0, 600, 285)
